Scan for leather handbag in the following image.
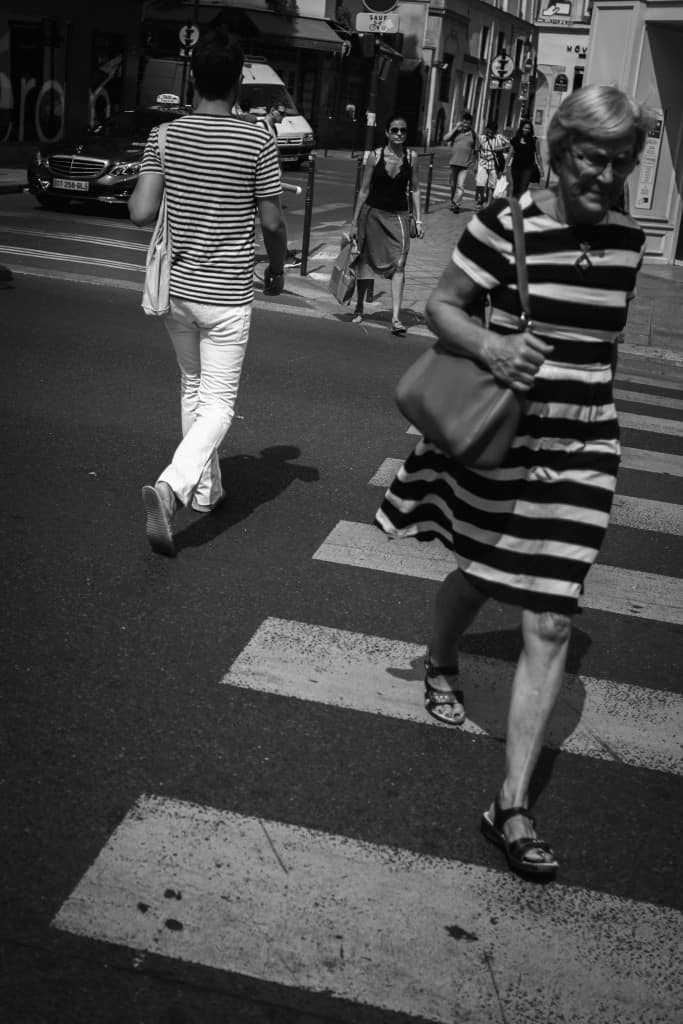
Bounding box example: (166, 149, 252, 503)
(395, 198, 530, 469)
(142, 123, 171, 317)
(328, 237, 359, 305)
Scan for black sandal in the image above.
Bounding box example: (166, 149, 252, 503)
(424, 654, 465, 726)
(481, 801, 558, 877)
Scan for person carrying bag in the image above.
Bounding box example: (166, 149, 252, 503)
(395, 197, 529, 468)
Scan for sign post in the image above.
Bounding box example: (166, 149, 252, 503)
(179, 22, 200, 105)
(357, 0, 399, 156)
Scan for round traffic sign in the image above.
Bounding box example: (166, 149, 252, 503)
(179, 23, 200, 49)
(362, 0, 398, 13)
(491, 53, 514, 80)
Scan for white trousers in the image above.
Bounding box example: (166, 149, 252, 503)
(158, 297, 251, 507)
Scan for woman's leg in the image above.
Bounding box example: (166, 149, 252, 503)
(492, 609, 572, 862)
(390, 269, 405, 323)
(449, 166, 456, 207)
(513, 167, 533, 197)
(354, 277, 373, 319)
(429, 569, 487, 664)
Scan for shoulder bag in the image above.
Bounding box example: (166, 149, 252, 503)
(405, 151, 418, 238)
(141, 122, 171, 317)
(328, 236, 359, 305)
(395, 198, 530, 469)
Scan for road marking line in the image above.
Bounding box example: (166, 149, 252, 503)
(52, 795, 683, 1024)
(223, 617, 683, 774)
(368, 458, 683, 534)
(0, 245, 143, 273)
(619, 410, 683, 436)
(313, 521, 683, 624)
(615, 388, 683, 411)
(618, 371, 683, 393)
(0, 226, 148, 251)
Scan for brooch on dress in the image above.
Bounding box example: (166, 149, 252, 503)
(575, 243, 594, 271)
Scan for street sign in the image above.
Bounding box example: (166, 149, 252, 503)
(179, 24, 200, 50)
(356, 12, 400, 33)
(490, 78, 514, 90)
(554, 72, 569, 92)
(490, 54, 514, 80)
(362, 0, 398, 12)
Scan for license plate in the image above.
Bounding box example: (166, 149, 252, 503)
(53, 178, 89, 192)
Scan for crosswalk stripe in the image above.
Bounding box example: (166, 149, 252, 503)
(222, 617, 683, 774)
(619, 410, 683, 436)
(368, 458, 683, 534)
(52, 794, 683, 1024)
(615, 387, 683, 411)
(618, 371, 683, 393)
(620, 447, 683, 476)
(0, 225, 149, 251)
(313, 521, 683, 624)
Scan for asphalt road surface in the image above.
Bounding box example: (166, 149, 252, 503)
(1, 203, 682, 1023)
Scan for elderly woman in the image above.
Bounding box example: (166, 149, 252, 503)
(376, 85, 650, 877)
(349, 113, 424, 336)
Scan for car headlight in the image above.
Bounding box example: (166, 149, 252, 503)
(110, 161, 141, 177)
(303, 134, 314, 144)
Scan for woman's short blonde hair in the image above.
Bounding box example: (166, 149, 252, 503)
(547, 84, 654, 169)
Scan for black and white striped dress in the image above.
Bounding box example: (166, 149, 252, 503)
(376, 193, 646, 615)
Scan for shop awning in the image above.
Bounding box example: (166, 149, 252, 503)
(244, 12, 347, 53)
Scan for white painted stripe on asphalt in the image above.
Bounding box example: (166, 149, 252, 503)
(618, 371, 683, 392)
(615, 388, 683, 411)
(619, 410, 683, 436)
(620, 446, 683, 476)
(52, 795, 683, 1024)
(0, 245, 143, 273)
(223, 617, 683, 774)
(369, 459, 683, 534)
(313, 521, 683, 624)
(0, 226, 148, 251)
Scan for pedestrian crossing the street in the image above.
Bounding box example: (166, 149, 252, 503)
(52, 371, 683, 1022)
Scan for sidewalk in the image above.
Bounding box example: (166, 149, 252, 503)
(0, 167, 26, 194)
(285, 174, 683, 367)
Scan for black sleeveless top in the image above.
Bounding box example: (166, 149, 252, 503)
(367, 147, 412, 213)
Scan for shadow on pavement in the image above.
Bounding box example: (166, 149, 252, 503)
(174, 444, 319, 553)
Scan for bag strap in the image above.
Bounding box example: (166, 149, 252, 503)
(157, 121, 169, 171)
(508, 197, 531, 324)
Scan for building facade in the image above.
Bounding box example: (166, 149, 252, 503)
(586, 0, 683, 264)
(0, 0, 143, 149)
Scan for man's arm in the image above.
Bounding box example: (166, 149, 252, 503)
(128, 172, 164, 226)
(258, 195, 287, 295)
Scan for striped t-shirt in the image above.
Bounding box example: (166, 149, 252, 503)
(140, 113, 281, 305)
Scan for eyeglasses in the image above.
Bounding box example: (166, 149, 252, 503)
(568, 145, 638, 178)
(389, 127, 407, 135)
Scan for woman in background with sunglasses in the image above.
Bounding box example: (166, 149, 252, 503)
(348, 114, 424, 336)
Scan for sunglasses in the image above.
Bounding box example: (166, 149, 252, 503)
(568, 145, 638, 178)
(389, 127, 407, 134)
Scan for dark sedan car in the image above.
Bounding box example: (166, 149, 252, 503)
(27, 97, 191, 209)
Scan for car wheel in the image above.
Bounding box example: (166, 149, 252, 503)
(37, 196, 69, 211)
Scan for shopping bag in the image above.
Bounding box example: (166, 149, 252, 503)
(493, 174, 510, 200)
(328, 238, 359, 305)
(142, 123, 171, 317)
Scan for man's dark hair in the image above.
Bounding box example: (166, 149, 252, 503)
(191, 27, 244, 100)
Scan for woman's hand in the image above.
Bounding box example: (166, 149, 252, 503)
(482, 329, 553, 391)
(415, 219, 425, 239)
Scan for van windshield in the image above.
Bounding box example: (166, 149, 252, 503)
(238, 84, 298, 117)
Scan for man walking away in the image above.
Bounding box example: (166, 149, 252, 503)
(443, 112, 477, 213)
(129, 27, 287, 557)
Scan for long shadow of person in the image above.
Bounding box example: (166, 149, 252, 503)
(387, 622, 593, 803)
(175, 445, 319, 553)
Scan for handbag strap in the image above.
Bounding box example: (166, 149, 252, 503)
(157, 121, 169, 171)
(508, 197, 531, 324)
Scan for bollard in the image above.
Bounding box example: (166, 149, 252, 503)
(353, 154, 363, 209)
(299, 153, 316, 277)
(424, 152, 435, 214)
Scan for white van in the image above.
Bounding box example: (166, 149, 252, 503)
(138, 55, 315, 166)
